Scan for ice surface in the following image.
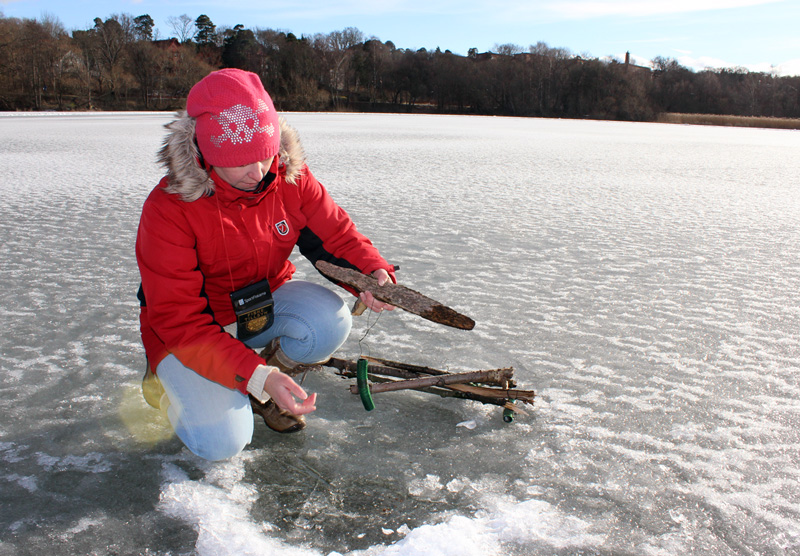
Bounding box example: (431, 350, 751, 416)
(1, 112, 800, 554)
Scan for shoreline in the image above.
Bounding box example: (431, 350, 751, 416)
(657, 112, 800, 130)
(3, 109, 799, 130)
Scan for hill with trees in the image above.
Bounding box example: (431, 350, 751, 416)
(1, 12, 799, 125)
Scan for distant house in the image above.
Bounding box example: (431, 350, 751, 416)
(624, 52, 651, 75)
(152, 38, 181, 62)
(153, 38, 181, 53)
(472, 52, 502, 62)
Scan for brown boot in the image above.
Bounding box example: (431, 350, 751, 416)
(142, 363, 164, 409)
(250, 396, 306, 433)
(258, 338, 303, 377)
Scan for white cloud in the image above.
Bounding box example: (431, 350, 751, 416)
(774, 59, 800, 76)
(543, 0, 782, 19)
(677, 54, 739, 71)
(246, 0, 414, 20)
(247, 0, 785, 22)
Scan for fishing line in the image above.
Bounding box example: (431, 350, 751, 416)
(357, 304, 383, 359)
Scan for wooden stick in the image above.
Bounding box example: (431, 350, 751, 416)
(447, 383, 535, 404)
(351, 299, 368, 316)
(357, 379, 529, 412)
(327, 358, 522, 390)
(347, 368, 514, 394)
(360, 355, 519, 388)
(362, 355, 451, 376)
(345, 378, 534, 404)
(326, 357, 421, 380)
(347, 378, 534, 411)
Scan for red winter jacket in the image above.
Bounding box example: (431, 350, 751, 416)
(136, 115, 393, 392)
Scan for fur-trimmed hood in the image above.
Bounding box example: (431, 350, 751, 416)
(157, 111, 306, 202)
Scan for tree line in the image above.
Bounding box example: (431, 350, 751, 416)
(2, 12, 799, 122)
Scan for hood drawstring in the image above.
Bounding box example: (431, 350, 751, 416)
(215, 193, 236, 293)
(215, 181, 278, 294)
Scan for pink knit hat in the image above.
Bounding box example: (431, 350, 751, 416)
(186, 68, 280, 167)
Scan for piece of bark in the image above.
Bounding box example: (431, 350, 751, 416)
(315, 261, 475, 330)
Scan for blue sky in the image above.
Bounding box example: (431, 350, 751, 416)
(3, 0, 800, 75)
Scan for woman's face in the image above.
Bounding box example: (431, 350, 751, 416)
(214, 157, 275, 191)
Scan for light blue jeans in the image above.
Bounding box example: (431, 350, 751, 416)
(156, 280, 352, 461)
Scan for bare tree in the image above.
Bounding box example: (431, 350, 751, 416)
(493, 43, 524, 56)
(167, 14, 193, 43)
(313, 27, 364, 108)
(355, 38, 393, 104)
(38, 12, 73, 109)
(91, 15, 131, 98)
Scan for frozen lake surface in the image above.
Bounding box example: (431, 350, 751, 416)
(1, 111, 799, 555)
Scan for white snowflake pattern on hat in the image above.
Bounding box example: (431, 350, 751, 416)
(210, 99, 275, 147)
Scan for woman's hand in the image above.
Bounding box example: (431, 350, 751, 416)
(359, 269, 396, 313)
(262, 369, 317, 415)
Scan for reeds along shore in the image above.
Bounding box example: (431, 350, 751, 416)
(657, 113, 800, 130)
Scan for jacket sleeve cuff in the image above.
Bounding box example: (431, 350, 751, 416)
(246, 364, 277, 402)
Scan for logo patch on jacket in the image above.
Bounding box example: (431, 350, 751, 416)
(275, 220, 289, 236)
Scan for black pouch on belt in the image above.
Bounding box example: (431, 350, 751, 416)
(230, 278, 274, 342)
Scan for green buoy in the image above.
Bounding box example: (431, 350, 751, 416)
(356, 358, 375, 411)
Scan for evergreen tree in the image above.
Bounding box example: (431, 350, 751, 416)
(133, 15, 154, 41)
(194, 15, 217, 46)
(222, 24, 261, 72)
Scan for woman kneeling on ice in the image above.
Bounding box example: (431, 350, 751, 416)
(135, 68, 394, 461)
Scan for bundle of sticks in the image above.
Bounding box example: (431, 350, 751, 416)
(318, 356, 535, 420)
